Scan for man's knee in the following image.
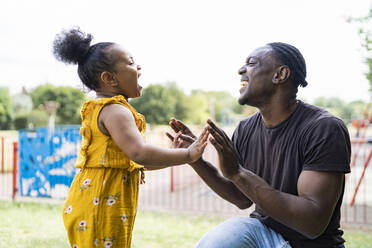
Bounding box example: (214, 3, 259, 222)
(195, 217, 260, 248)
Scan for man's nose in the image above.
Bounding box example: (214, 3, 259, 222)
(238, 66, 246, 75)
(137, 64, 141, 71)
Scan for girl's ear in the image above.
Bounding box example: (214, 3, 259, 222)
(272, 65, 290, 85)
(100, 71, 117, 87)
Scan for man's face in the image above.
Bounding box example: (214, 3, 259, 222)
(238, 46, 279, 107)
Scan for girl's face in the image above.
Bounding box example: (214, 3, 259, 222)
(108, 45, 142, 99)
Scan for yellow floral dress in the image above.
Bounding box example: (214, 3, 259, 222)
(63, 95, 146, 248)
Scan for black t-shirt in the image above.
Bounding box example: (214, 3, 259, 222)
(232, 101, 351, 248)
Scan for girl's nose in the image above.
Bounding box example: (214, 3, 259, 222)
(238, 66, 246, 75)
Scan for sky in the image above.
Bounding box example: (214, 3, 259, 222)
(1, 0, 371, 102)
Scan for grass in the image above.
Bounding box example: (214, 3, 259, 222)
(0, 200, 371, 248)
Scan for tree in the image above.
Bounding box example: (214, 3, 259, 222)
(30, 84, 86, 125)
(348, 8, 372, 92)
(313, 97, 367, 124)
(130, 82, 257, 125)
(185, 94, 209, 124)
(188, 89, 256, 125)
(0, 87, 14, 130)
(130, 82, 189, 124)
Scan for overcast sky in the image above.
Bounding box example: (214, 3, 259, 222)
(1, 0, 371, 102)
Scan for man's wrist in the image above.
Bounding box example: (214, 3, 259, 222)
(229, 166, 244, 182)
(189, 157, 205, 167)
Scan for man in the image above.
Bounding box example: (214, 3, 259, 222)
(167, 42, 351, 248)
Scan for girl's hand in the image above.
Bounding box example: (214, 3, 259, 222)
(166, 118, 196, 149)
(186, 126, 209, 163)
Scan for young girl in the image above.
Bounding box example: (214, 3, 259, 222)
(53, 27, 209, 248)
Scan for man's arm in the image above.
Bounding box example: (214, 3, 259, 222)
(190, 158, 253, 209)
(207, 119, 344, 239)
(167, 118, 252, 209)
(231, 169, 343, 239)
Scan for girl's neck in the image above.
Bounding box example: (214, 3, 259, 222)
(95, 91, 128, 101)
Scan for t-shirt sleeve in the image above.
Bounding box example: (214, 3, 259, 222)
(302, 117, 351, 173)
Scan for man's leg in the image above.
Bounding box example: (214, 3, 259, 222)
(195, 217, 291, 248)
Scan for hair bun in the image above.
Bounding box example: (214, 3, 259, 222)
(53, 27, 93, 64)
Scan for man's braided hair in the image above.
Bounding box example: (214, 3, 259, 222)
(268, 42, 308, 88)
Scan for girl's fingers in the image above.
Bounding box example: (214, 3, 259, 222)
(202, 141, 208, 149)
(178, 140, 183, 148)
(201, 129, 210, 143)
(197, 129, 209, 145)
(173, 132, 182, 146)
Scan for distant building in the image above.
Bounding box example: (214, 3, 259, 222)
(13, 86, 33, 113)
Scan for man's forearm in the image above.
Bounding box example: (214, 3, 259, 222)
(190, 158, 252, 209)
(231, 168, 336, 239)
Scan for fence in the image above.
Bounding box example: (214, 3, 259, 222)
(0, 132, 18, 199)
(0, 125, 371, 227)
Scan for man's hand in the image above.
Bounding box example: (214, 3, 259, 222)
(207, 119, 241, 179)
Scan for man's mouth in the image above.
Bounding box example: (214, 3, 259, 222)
(240, 81, 248, 87)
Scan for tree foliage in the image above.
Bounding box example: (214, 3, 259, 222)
(313, 97, 367, 124)
(130, 82, 189, 124)
(30, 84, 86, 124)
(348, 7, 372, 91)
(130, 83, 255, 125)
(0, 87, 14, 129)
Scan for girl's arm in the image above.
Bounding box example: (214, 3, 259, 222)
(100, 103, 208, 168)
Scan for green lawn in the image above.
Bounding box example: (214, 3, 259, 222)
(0, 200, 370, 248)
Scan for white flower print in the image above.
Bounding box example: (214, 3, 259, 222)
(64, 205, 72, 214)
(80, 178, 92, 191)
(77, 220, 87, 231)
(94, 238, 98, 246)
(83, 179, 91, 185)
(123, 174, 128, 182)
(93, 197, 99, 206)
(107, 199, 116, 206)
(121, 214, 127, 223)
(103, 241, 113, 247)
(103, 237, 116, 246)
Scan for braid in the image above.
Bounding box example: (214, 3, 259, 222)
(267, 42, 308, 88)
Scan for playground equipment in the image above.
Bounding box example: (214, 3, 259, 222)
(349, 103, 372, 206)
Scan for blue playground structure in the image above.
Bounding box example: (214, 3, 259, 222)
(18, 126, 81, 198)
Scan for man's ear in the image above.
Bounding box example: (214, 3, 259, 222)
(100, 71, 117, 87)
(272, 66, 290, 84)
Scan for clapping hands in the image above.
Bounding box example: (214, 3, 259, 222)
(167, 118, 241, 179)
(166, 118, 209, 163)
